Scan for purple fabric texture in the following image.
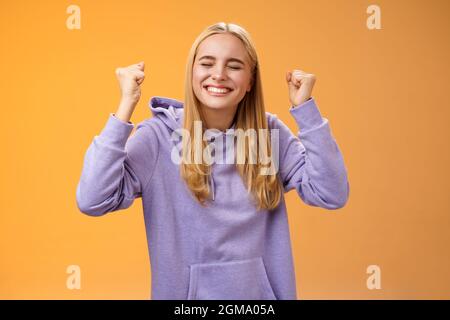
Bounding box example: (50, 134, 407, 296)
(76, 96, 350, 299)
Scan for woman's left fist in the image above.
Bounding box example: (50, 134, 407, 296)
(286, 69, 316, 106)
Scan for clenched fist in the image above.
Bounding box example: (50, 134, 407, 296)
(114, 61, 146, 123)
(286, 69, 316, 107)
(116, 61, 146, 104)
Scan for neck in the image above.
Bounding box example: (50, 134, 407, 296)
(201, 105, 238, 132)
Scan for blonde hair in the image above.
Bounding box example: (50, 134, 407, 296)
(181, 22, 283, 211)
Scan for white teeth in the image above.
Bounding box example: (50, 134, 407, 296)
(207, 86, 230, 93)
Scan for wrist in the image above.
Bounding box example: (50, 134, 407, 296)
(292, 96, 312, 107)
(115, 98, 137, 123)
(119, 96, 138, 108)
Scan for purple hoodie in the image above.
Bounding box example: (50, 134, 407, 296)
(76, 96, 349, 300)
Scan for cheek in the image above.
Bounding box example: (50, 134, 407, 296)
(233, 79, 248, 92)
(192, 69, 206, 87)
(232, 72, 251, 89)
(191, 78, 201, 93)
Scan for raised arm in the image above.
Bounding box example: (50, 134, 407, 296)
(273, 98, 349, 210)
(76, 61, 158, 216)
(274, 69, 349, 209)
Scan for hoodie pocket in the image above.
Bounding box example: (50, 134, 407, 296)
(187, 257, 277, 300)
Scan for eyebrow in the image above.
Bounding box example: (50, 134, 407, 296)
(198, 55, 245, 65)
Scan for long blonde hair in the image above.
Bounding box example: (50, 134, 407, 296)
(181, 22, 283, 211)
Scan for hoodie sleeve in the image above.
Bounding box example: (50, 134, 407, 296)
(271, 97, 349, 210)
(76, 113, 159, 216)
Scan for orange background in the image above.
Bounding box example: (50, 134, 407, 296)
(1, 0, 449, 299)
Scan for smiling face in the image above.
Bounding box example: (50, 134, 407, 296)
(192, 33, 253, 114)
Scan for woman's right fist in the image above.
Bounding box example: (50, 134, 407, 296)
(115, 61, 146, 104)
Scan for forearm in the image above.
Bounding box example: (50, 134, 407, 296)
(114, 98, 138, 123)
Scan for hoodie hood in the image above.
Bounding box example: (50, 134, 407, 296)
(149, 95, 237, 139)
(149, 96, 184, 131)
(148, 96, 237, 202)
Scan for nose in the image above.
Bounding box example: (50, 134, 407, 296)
(211, 64, 227, 81)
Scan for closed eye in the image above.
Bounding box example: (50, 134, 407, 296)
(200, 63, 241, 70)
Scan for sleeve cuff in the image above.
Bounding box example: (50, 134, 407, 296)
(96, 113, 135, 146)
(289, 97, 324, 130)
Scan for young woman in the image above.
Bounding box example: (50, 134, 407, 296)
(76, 22, 349, 300)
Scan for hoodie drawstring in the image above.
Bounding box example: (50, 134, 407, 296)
(210, 171, 215, 201)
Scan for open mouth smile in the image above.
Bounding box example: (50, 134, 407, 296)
(203, 85, 233, 96)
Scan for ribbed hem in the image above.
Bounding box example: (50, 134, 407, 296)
(97, 113, 135, 146)
(289, 97, 324, 130)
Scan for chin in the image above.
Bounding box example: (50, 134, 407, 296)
(202, 99, 233, 110)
